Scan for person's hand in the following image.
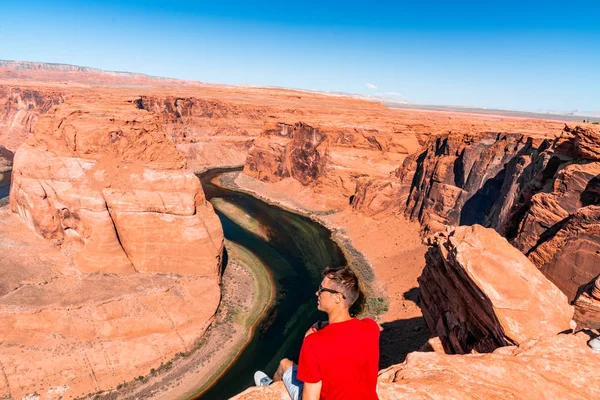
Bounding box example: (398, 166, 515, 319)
(304, 321, 328, 338)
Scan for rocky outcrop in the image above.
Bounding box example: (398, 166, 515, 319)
(527, 206, 600, 300)
(398, 132, 554, 232)
(234, 333, 600, 400)
(244, 122, 327, 185)
(419, 225, 572, 354)
(10, 101, 224, 274)
(133, 95, 260, 171)
(0, 86, 65, 150)
(2, 100, 224, 399)
(375, 333, 600, 399)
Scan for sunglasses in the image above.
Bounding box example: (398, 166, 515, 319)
(318, 284, 346, 299)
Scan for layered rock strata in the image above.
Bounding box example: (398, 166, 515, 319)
(419, 225, 572, 354)
(133, 95, 257, 171)
(574, 275, 600, 329)
(2, 100, 223, 399)
(363, 126, 600, 301)
(0, 86, 65, 150)
(244, 122, 413, 209)
(10, 101, 224, 274)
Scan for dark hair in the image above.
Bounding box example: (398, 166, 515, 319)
(323, 266, 359, 307)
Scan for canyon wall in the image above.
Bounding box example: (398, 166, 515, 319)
(386, 126, 600, 301)
(1, 99, 224, 399)
(244, 121, 414, 209)
(10, 100, 224, 274)
(0, 86, 65, 151)
(134, 95, 260, 171)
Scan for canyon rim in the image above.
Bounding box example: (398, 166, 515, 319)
(0, 59, 599, 400)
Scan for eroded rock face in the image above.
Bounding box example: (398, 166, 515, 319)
(244, 121, 412, 209)
(399, 132, 554, 233)
(0, 86, 65, 150)
(245, 122, 327, 185)
(10, 101, 223, 275)
(133, 95, 259, 171)
(392, 126, 600, 301)
(528, 206, 600, 300)
(419, 225, 572, 354)
(1, 99, 224, 399)
(574, 275, 600, 330)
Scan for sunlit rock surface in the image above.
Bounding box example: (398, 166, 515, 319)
(419, 225, 572, 354)
(1, 99, 223, 399)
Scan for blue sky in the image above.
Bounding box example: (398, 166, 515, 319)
(1, 0, 599, 112)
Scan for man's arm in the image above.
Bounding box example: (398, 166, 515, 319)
(302, 380, 322, 400)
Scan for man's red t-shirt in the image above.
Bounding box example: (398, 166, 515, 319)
(297, 318, 380, 400)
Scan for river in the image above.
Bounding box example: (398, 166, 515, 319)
(0, 171, 10, 199)
(195, 169, 346, 399)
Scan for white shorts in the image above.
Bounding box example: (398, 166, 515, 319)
(282, 365, 304, 400)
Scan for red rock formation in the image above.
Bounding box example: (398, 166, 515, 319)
(388, 126, 600, 301)
(244, 121, 412, 209)
(419, 225, 572, 354)
(245, 122, 327, 185)
(2, 99, 223, 399)
(133, 95, 257, 171)
(527, 206, 600, 300)
(398, 132, 554, 232)
(10, 101, 223, 274)
(0, 86, 65, 150)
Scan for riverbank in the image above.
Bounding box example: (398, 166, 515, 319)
(89, 239, 275, 400)
(221, 171, 431, 367)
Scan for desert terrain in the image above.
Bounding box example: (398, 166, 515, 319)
(1, 62, 599, 399)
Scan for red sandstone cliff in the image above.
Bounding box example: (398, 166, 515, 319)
(0, 86, 65, 151)
(243, 121, 414, 210)
(133, 95, 259, 171)
(376, 126, 600, 301)
(1, 99, 224, 399)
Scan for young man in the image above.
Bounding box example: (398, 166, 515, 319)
(256, 266, 380, 400)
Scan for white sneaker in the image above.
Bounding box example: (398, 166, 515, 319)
(588, 336, 600, 351)
(254, 370, 273, 386)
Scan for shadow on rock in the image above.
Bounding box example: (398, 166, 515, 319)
(403, 287, 420, 306)
(379, 316, 430, 370)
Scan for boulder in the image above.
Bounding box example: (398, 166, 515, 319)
(419, 225, 573, 354)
